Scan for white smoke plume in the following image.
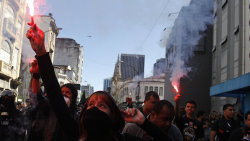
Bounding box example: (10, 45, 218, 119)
(159, 27, 172, 48)
(165, 0, 213, 89)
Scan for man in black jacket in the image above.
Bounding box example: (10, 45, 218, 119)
(138, 91, 159, 117)
(229, 111, 250, 141)
(0, 90, 25, 141)
(210, 104, 240, 141)
(123, 100, 183, 141)
(175, 97, 204, 141)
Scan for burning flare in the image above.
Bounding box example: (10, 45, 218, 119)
(172, 82, 179, 94)
(27, 0, 35, 16)
(173, 85, 179, 93)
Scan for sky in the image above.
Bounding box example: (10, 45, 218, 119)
(43, 0, 191, 91)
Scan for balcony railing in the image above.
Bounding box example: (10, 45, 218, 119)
(0, 60, 17, 79)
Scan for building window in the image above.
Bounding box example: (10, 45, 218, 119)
(0, 41, 11, 64)
(16, 20, 22, 37)
(220, 48, 227, 82)
(149, 86, 153, 91)
(144, 86, 148, 94)
(213, 18, 217, 47)
(234, 26, 239, 34)
(154, 87, 158, 93)
(0, 0, 2, 13)
(220, 36, 227, 45)
(212, 52, 217, 85)
(234, 0, 239, 28)
(221, 0, 228, 8)
(13, 48, 19, 70)
(159, 87, 163, 96)
(221, 3, 228, 40)
(234, 33, 239, 78)
(4, 4, 15, 23)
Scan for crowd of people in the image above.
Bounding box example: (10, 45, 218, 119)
(0, 20, 249, 141)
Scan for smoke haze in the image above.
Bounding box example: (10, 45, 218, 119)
(165, 0, 213, 88)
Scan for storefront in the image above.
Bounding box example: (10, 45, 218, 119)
(210, 73, 250, 114)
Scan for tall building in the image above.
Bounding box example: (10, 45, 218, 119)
(111, 54, 145, 102)
(0, 0, 27, 93)
(53, 38, 84, 85)
(103, 78, 111, 93)
(210, 0, 250, 113)
(164, 0, 213, 112)
(153, 58, 166, 76)
(120, 54, 145, 80)
(81, 84, 94, 98)
(18, 14, 59, 101)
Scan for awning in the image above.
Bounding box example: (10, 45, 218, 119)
(210, 73, 250, 97)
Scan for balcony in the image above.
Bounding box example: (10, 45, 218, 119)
(3, 18, 17, 42)
(0, 60, 17, 79)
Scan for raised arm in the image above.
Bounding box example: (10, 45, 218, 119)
(28, 59, 42, 106)
(174, 94, 181, 120)
(30, 59, 41, 94)
(26, 22, 78, 141)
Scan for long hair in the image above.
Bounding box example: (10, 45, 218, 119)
(79, 91, 124, 139)
(61, 83, 78, 115)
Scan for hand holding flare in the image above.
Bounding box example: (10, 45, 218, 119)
(174, 94, 180, 103)
(30, 59, 39, 74)
(26, 20, 46, 56)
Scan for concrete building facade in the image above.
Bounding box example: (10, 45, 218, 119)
(53, 38, 83, 85)
(210, 0, 250, 113)
(54, 65, 75, 85)
(117, 75, 165, 104)
(153, 58, 166, 76)
(0, 0, 27, 94)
